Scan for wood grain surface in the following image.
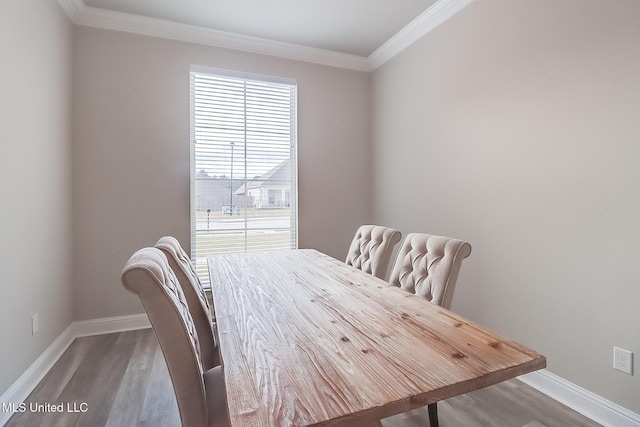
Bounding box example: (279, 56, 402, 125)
(7, 330, 600, 427)
(208, 249, 546, 427)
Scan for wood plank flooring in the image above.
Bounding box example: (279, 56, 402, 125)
(6, 329, 601, 427)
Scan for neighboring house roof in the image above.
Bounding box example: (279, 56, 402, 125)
(196, 170, 229, 193)
(235, 160, 290, 195)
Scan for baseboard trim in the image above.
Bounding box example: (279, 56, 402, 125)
(4, 315, 639, 427)
(0, 325, 75, 426)
(0, 314, 150, 426)
(73, 313, 150, 337)
(519, 369, 640, 427)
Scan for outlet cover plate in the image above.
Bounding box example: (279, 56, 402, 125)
(613, 346, 633, 375)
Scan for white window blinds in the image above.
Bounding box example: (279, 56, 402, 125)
(190, 67, 298, 285)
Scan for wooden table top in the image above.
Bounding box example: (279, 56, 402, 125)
(208, 249, 546, 427)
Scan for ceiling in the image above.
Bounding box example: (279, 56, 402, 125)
(83, 0, 438, 57)
(59, 0, 474, 70)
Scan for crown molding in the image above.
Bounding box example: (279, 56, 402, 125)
(56, 0, 473, 72)
(56, 0, 371, 71)
(55, 0, 83, 21)
(368, 0, 475, 70)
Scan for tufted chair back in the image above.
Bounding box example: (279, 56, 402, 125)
(121, 247, 208, 426)
(389, 233, 472, 309)
(155, 236, 219, 369)
(345, 225, 402, 280)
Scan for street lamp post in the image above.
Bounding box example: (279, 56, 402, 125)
(229, 142, 235, 216)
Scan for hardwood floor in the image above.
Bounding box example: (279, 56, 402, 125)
(6, 329, 601, 427)
(6, 330, 179, 427)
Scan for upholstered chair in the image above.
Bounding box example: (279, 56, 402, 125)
(388, 232, 472, 427)
(345, 225, 402, 280)
(155, 236, 219, 370)
(389, 233, 472, 310)
(121, 247, 229, 427)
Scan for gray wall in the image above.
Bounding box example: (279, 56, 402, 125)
(4, 0, 638, 416)
(371, 0, 640, 413)
(0, 1, 74, 394)
(72, 27, 372, 321)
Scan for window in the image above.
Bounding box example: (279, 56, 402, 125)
(190, 66, 298, 285)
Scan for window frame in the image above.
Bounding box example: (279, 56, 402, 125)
(189, 65, 299, 285)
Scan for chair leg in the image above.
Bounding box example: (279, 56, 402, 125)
(428, 403, 439, 427)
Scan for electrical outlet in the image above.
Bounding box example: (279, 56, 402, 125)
(32, 314, 39, 335)
(613, 346, 633, 375)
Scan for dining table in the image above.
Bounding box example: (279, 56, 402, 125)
(207, 249, 546, 427)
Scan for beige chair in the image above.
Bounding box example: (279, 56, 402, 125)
(389, 232, 472, 427)
(389, 232, 472, 309)
(345, 225, 402, 280)
(121, 247, 229, 427)
(155, 236, 219, 369)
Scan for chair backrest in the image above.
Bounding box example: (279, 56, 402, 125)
(155, 236, 219, 370)
(345, 225, 402, 280)
(121, 247, 209, 426)
(389, 233, 472, 309)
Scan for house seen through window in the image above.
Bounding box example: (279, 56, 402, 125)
(190, 66, 298, 285)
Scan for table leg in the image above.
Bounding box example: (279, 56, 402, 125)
(428, 403, 439, 427)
